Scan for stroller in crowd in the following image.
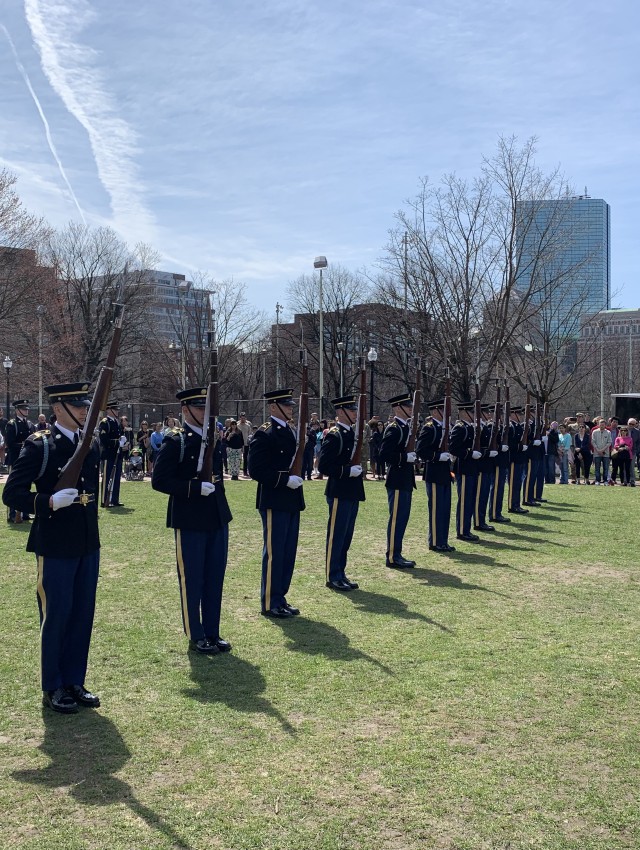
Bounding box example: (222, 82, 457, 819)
(125, 448, 145, 481)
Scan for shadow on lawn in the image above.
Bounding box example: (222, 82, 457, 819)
(407, 564, 511, 596)
(13, 709, 194, 849)
(275, 615, 394, 675)
(185, 653, 295, 735)
(340, 589, 453, 634)
(491, 530, 568, 547)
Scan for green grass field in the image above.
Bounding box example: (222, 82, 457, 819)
(0, 478, 638, 850)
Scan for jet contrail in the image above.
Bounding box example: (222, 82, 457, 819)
(1, 22, 87, 224)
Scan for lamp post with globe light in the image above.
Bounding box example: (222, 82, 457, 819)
(367, 347, 378, 419)
(314, 256, 328, 417)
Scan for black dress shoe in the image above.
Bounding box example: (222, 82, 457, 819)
(537, 498, 548, 502)
(206, 637, 232, 652)
(342, 576, 359, 589)
(474, 524, 495, 531)
(43, 687, 78, 714)
(523, 501, 537, 507)
(64, 684, 100, 708)
(262, 606, 294, 618)
(284, 603, 300, 615)
(326, 579, 353, 591)
(188, 638, 220, 653)
(112, 502, 125, 507)
(508, 507, 529, 514)
(431, 544, 452, 552)
(386, 556, 416, 568)
(456, 533, 480, 542)
(493, 516, 511, 523)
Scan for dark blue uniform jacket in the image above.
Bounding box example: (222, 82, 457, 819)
(318, 424, 365, 501)
(248, 419, 306, 512)
(379, 419, 416, 492)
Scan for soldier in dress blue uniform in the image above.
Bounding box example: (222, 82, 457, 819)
(248, 389, 305, 618)
(99, 400, 125, 507)
(507, 406, 529, 514)
(318, 394, 364, 591)
(449, 404, 482, 542)
(379, 392, 417, 568)
(416, 400, 455, 553)
(5, 400, 35, 523)
(473, 405, 499, 532)
(152, 388, 233, 654)
(488, 401, 512, 524)
(524, 408, 542, 506)
(2, 382, 102, 714)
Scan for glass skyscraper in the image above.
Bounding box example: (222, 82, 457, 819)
(517, 196, 611, 336)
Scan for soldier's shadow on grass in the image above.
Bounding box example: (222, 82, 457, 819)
(185, 653, 295, 735)
(13, 709, 193, 850)
(492, 530, 568, 548)
(408, 564, 511, 596)
(275, 615, 394, 675)
(340, 589, 453, 634)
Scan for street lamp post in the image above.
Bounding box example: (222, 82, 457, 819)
(367, 347, 378, 419)
(3, 356, 12, 415)
(275, 302, 283, 386)
(314, 256, 328, 418)
(600, 323, 605, 418)
(169, 341, 185, 389)
(37, 305, 45, 414)
(262, 347, 267, 422)
(337, 340, 345, 396)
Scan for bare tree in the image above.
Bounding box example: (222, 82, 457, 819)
(377, 136, 596, 402)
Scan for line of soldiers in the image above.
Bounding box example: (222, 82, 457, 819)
(2, 377, 550, 714)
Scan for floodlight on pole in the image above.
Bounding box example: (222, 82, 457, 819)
(314, 256, 328, 417)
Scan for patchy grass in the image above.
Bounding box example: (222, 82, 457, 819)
(0, 477, 638, 849)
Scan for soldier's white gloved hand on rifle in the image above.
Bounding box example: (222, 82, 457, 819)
(349, 465, 363, 478)
(472, 450, 482, 460)
(489, 450, 498, 458)
(119, 435, 127, 447)
(200, 482, 215, 497)
(50, 488, 78, 511)
(501, 444, 509, 452)
(406, 451, 417, 463)
(286, 475, 304, 489)
(522, 444, 528, 451)
(533, 439, 542, 446)
(439, 452, 451, 462)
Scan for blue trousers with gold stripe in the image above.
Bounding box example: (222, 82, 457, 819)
(259, 509, 300, 612)
(325, 498, 359, 583)
(535, 457, 545, 500)
(175, 527, 229, 641)
(508, 462, 524, 510)
(489, 465, 508, 520)
(386, 489, 412, 561)
(524, 457, 539, 503)
(36, 551, 99, 692)
(100, 455, 122, 506)
(455, 472, 477, 536)
(426, 482, 451, 548)
(474, 470, 492, 527)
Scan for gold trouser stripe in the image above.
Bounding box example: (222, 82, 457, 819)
(37, 556, 46, 687)
(492, 468, 499, 517)
(265, 510, 273, 611)
(389, 490, 400, 560)
(100, 460, 107, 503)
(460, 474, 466, 529)
(175, 530, 191, 639)
(524, 460, 531, 498)
(508, 464, 514, 509)
(430, 483, 437, 544)
(326, 499, 339, 581)
(475, 472, 483, 524)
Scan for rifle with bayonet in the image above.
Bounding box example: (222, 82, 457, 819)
(406, 356, 422, 453)
(473, 374, 482, 453)
(351, 356, 367, 464)
(197, 331, 219, 483)
(520, 389, 531, 447)
(489, 378, 501, 453)
(290, 349, 309, 477)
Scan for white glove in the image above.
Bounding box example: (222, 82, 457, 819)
(286, 475, 304, 489)
(439, 452, 451, 462)
(472, 450, 482, 460)
(51, 488, 78, 511)
(522, 444, 528, 451)
(501, 444, 509, 452)
(533, 439, 541, 446)
(489, 450, 498, 458)
(119, 435, 127, 447)
(200, 482, 215, 496)
(349, 465, 363, 478)
(406, 451, 417, 463)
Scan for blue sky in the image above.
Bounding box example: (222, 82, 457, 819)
(1, 0, 638, 315)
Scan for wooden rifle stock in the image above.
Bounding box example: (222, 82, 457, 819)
(442, 366, 451, 451)
(198, 339, 219, 483)
(542, 402, 550, 435)
(489, 380, 501, 452)
(473, 376, 482, 452)
(55, 287, 126, 493)
(504, 378, 511, 445)
(290, 350, 309, 476)
(351, 357, 367, 464)
(406, 357, 422, 452)
(534, 398, 543, 441)
(520, 390, 531, 446)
